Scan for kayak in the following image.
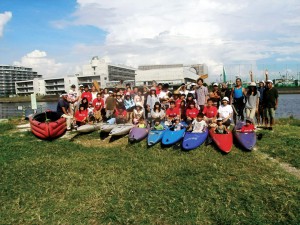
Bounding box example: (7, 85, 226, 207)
(182, 128, 208, 151)
(147, 129, 167, 146)
(128, 127, 149, 142)
(209, 129, 233, 153)
(77, 123, 103, 133)
(30, 111, 66, 140)
(100, 123, 118, 133)
(109, 124, 134, 136)
(162, 127, 186, 145)
(233, 121, 256, 150)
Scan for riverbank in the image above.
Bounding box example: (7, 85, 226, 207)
(0, 118, 299, 224)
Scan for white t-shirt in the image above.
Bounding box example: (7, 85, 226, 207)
(218, 104, 233, 119)
(192, 119, 207, 133)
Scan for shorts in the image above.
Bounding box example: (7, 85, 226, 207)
(264, 107, 275, 119)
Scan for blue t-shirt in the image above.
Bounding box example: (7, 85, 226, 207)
(233, 87, 243, 99)
(57, 99, 69, 116)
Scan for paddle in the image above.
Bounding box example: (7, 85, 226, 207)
(249, 71, 253, 82)
(93, 80, 100, 93)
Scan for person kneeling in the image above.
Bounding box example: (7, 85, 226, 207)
(213, 118, 229, 134)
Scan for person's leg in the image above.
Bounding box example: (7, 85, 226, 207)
(62, 114, 73, 130)
(249, 108, 256, 122)
(270, 108, 275, 127)
(246, 108, 251, 119)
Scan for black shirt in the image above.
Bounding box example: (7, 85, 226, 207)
(57, 98, 69, 116)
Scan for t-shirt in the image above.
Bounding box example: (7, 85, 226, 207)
(175, 99, 182, 109)
(241, 124, 255, 133)
(192, 119, 207, 133)
(56, 99, 69, 116)
(75, 109, 88, 122)
(154, 124, 164, 130)
(166, 107, 180, 118)
(218, 104, 233, 119)
(81, 91, 92, 103)
(195, 86, 209, 105)
(263, 87, 279, 108)
(92, 98, 104, 111)
(245, 92, 260, 109)
(186, 108, 199, 119)
(203, 106, 218, 118)
(115, 110, 127, 117)
(68, 90, 78, 102)
(105, 96, 115, 110)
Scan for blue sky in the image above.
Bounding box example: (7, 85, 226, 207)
(1, 0, 300, 81)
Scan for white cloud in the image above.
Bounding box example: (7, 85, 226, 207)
(13, 50, 67, 77)
(54, 0, 300, 81)
(0, 11, 12, 37)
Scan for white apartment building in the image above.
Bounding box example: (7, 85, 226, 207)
(44, 76, 78, 95)
(135, 64, 208, 86)
(15, 78, 45, 96)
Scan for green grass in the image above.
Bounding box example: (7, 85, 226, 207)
(0, 121, 300, 224)
(257, 118, 300, 169)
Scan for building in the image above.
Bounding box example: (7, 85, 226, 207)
(0, 65, 42, 96)
(15, 78, 45, 96)
(44, 76, 78, 95)
(135, 64, 207, 87)
(79, 56, 136, 88)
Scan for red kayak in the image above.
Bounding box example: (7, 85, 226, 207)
(209, 129, 233, 153)
(30, 111, 66, 140)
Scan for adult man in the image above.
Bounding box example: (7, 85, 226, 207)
(263, 80, 278, 129)
(57, 92, 73, 131)
(209, 83, 221, 107)
(68, 84, 80, 115)
(231, 78, 246, 123)
(81, 85, 92, 103)
(195, 78, 209, 112)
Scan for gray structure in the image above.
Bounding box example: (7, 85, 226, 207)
(0, 65, 42, 96)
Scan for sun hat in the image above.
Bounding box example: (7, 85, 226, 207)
(173, 90, 180, 95)
(217, 118, 223, 121)
(248, 82, 257, 87)
(213, 83, 218, 86)
(266, 80, 273, 84)
(259, 80, 265, 84)
(150, 87, 156, 91)
(108, 91, 113, 94)
(116, 92, 121, 96)
(135, 102, 143, 108)
(79, 84, 84, 87)
(222, 97, 229, 102)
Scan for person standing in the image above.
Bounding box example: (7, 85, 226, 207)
(263, 80, 278, 130)
(195, 78, 209, 112)
(81, 85, 92, 103)
(209, 83, 221, 107)
(245, 82, 260, 124)
(256, 81, 265, 126)
(57, 92, 73, 131)
(231, 78, 246, 123)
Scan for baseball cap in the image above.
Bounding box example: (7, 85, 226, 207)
(266, 80, 273, 84)
(222, 97, 229, 102)
(249, 82, 257, 87)
(79, 84, 84, 87)
(213, 83, 218, 86)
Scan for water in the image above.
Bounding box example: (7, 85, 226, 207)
(0, 94, 300, 119)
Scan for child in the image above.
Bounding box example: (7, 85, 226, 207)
(74, 104, 88, 127)
(213, 118, 228, 134)
(186, 101, 199, 125)
(133, 103, 144, 124)
(124, 93, 135, 122)
(153, 118, 164, 130)
(115, 107, 127, 124)
(237, 118, 255, 133)
(137, 117, 147, 128)
(191, 113, 207, 133)
(173, 118, 185, 131)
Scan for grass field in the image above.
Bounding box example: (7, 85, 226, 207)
(0, 119, 299, 224)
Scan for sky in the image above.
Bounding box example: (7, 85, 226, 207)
(1, 0, 300, 82)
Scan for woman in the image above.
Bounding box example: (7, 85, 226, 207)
(74, 104, 88, 126)
(245, 82, 260, 124)
(146, 87, 160, 112)
(150, 102, 165, 125)
(218, 97, 233, 127)
(133, 103, 144, 124)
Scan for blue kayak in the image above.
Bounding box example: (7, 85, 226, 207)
(182, 128, 208, 151)
(234, 121, 256, 151)
(147, 129, 166, 146)
(162, 127, 186, 145)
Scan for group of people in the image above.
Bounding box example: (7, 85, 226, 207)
(56, 77, 278, 133)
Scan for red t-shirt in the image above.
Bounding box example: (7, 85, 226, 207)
(156, 87, 161, 95)
(75, 109, 88, 122)
(186, 108, 199, 119)
(81, 91, 92, 103)
(166, 107, 180, 118)
(115, 110, 127, 117)
(92, 98, 104, 111)
(175, 99, 181, 109)
(203, 106, 218, 118)
(241, 124, 255, 133)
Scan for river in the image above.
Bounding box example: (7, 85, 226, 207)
(0, 94, 300, 119)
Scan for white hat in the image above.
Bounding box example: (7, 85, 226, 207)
(213, 83, 218, 86)
(266, 80, 273, 84)
(259, 80, 265, 84)
(222, 97, 229, 102)
(135, 102, 143, 108)
(79, 84, 84, 87)
(249, 82, 257, 87)
(217, 118, 223, 121)
(190, 83, 196, 86)
(108, 91, 113, 94)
